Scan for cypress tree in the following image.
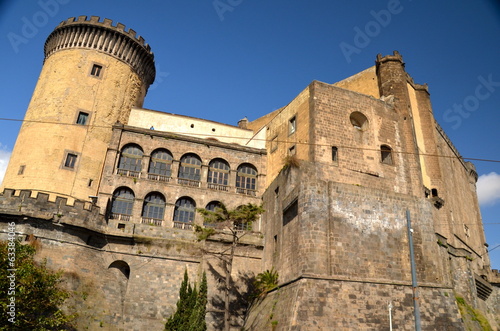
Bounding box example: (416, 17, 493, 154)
(188, 271, 207, 331)
(166, 270, 207, 331)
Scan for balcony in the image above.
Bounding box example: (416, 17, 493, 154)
(110, 213, 132, 222)
(208, 183, 229, 192)
(117, 169, 141, 178)
(141, 217, 163, 226)
(177, 178, 201, 187)
(147, 173, 171, 182)
(236, 187, 257, 196)
(173, 221, 193, 230)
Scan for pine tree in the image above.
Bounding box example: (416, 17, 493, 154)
(196, 203, 264, 331)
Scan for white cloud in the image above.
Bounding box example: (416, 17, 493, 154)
(477, 172, 500, 206)
(0, 143, 12, 185)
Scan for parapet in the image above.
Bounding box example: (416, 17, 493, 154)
(376, 50, 404, 65)
(0, 188, 105, 229)
(44, 16, 156, 87)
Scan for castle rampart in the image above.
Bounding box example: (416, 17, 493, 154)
(45, 16, 155, 88)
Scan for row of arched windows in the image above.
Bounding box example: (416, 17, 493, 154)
(109, 187, 223, 228)
(117, 144, 258, 192)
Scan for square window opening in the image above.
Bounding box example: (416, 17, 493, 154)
(90, 64, 103, 77)
(76, 111, 89, 125)
(65, 153, 77, 169)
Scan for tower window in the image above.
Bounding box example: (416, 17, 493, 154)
(380, 145, 393, 165)
(64, 153, 77, 169)
(332, 146, 338, 162)
(350, 112, 369, 131)
(90, 64, 103, 77)
(283, 199, 298, 226)
(289, 116, 296, 135)
(18, 165, 25, 175)
(76, 111, 89, 125)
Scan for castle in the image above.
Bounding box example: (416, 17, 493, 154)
(1, 16, 499, 330)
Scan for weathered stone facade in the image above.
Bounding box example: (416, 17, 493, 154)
(0, 17, 498, 331)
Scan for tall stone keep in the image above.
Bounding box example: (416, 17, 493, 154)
(1, 16, 155, 202)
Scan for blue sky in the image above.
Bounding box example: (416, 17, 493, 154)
(0, 0, 499, 269)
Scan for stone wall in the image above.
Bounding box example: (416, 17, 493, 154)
(0, 189, 264, 330)
(244, 278, 464, 331)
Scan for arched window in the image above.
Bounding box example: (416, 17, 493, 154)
(204, 201, 222, 227)
(234, 205, 252, 231)
(206, 201, 222, 211)
(236, 163, 257, 196)
(141, 192, 166, 226)
(117, 144, 143, 177)
(111, 187, 134, 221)
(178, 154, 202, 186)
(208, 158, 230, 190)
(173, 197, 196, 230)
(380, 145, 393, 165)
(148, 149, 173, 181)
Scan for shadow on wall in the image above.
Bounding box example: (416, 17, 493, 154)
(206, 260, 256, 330)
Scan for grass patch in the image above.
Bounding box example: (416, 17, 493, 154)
(455, 295, 492, 331)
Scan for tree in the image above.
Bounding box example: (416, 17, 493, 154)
(253, 268, 279, 298)
(0, 239, 75, 330)
(187, 271, 207, 331)
(196, 203, 264, 331)
(165, 270, 207, 331)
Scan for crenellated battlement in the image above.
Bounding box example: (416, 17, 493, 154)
(44, 16, 155, 87)
(0, 188, 104, 227)
(58, 16, 152, 50)
(376, 50, 404, 65)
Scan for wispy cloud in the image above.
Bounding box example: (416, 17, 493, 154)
(477, 172, 500, 206)
(0, 144, 11, 185)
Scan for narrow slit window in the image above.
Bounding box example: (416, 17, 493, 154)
(90, 64, 103, 77)
(18, 165, 25, 175)
(289, 116, 296, 135)
(332, 146, 338, 162)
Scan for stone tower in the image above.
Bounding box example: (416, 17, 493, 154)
(1, 16, 155, 202)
